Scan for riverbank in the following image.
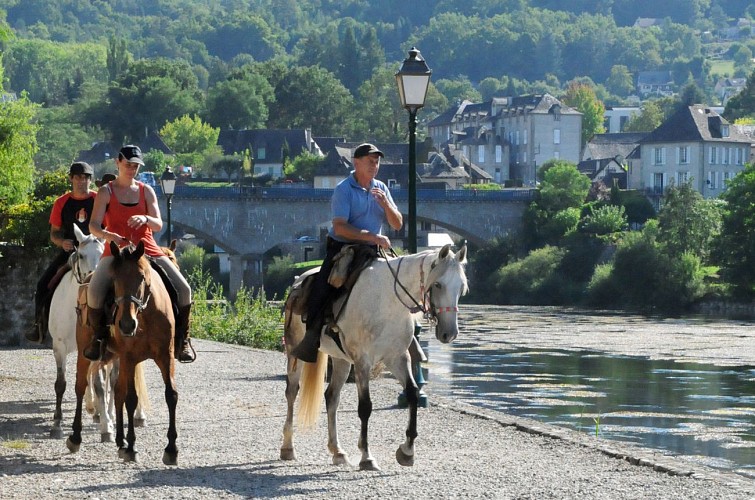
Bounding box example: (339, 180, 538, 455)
(1, 339, 753, 499)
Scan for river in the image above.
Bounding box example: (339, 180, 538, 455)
(422, 305, 755, 478)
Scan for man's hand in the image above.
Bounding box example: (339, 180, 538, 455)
(61, 239, 75, 252)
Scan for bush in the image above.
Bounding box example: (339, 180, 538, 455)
(189, 268, 284, 350)
(584, 263, 619, 308)
(494, 245, 566, 304)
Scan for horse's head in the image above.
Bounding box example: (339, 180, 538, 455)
(425, 243, 468, 344)
(71, 225, 105, 282)
(110, 240, 152, 337)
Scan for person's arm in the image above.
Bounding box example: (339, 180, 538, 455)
(127, 185, 163, 232)
(49, 224, 75, 252)
(332, 217, 392, 248)
(381, 190, 403, 231)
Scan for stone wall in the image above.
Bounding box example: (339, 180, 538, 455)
(0, 246, 48, 346)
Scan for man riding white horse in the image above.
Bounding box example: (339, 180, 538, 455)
(291, 143, 403, 363)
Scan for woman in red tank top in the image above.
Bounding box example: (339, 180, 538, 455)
(84, 145, 195, 363)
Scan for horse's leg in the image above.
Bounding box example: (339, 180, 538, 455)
(65, 355, 90, 453)
(113, 361, 133, 460)
(385, 352, 418, 467)
(133, 362, 148, 428)
(51, 347, 67, 439)
(92, 362, 114, 442)
(280, 355, 302, 461)
(326, 358, 352, 466)
(354, 359, 379, 471)
(155, 354, 178, 466)
(107, 358, 119, 431)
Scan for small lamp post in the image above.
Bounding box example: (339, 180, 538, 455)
(395, 46, 431, 254)
(160, 167, 176, 244)
(396, 47, 431, 408)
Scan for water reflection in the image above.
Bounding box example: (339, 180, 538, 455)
(427, 333, 755, 477)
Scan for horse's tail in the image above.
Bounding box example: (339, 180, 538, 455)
(296, 351, 327, 429)
(134, 361, 151, 413)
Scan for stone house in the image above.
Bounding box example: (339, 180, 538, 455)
(636, 71, 675, 98)
(217, 128, 318, 179)
(579, 133, 647, 190)
(626, 105, 753, 208)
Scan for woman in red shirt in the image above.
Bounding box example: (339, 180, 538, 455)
(84, 145, 194, 363)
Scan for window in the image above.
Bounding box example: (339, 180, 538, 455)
(463, 146, 469, 158)
(322, 178, 331, 188)
(654, 147, 666, 165)
(523, 129, 528, 145)
(678, 146, 689, 164)
(553, 151, 560, 159)
(653, 172, 664, 193)
(257, 147, 266, 160)
(388, 179, 397, 188)
(495, 145, 502, 163)
(723, 147, 730, 165)
(677, 171, 688, 185)
(515, 131, 519, 146)
(523, 151, 527, 163)
(478, 145, 485, 163)
(553, 129, 560, 144)
(722, 124, 730, 137)
(710, 146, 718, 164)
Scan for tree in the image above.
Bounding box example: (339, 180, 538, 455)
(434, 76, 481, 105)
(284, 151, 324, 181)
(715, 163, 755, 297)
(657, 182, 723, 261)
(106, 36, 130, 83)
(605, 65, 634, 97)
(204, 74, 273, 130)
(104, 58, 203, 143)
(724, 69, 755, 122)
(159, 115, 221, 172)
(0, 95, 39, 207)
(268, 66, 355, 136)
(623, 101, 664, 132)
(560, 81, 605, 146)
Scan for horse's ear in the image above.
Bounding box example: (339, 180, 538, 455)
(109, 241, 120, 257)
(457, 244, 467, 264)
(169, 239, 177, 251)
(133, 241, 145, 260)
(439, 244, 451, 259)
(73, 224, 86, 243)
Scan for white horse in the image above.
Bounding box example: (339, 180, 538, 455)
(48, 225, 149, 441)
(281, 243, 468, 470)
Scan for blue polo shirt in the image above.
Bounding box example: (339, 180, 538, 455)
(328, 173, 396, 242)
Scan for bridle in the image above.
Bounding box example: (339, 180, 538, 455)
(71, 249, 88, 284)
(113, 275, 152, 314)
(380, 248, 459, 325)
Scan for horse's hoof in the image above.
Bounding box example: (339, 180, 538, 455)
(65, 437, 80, 453)
(133, 418, 146, 428)
(280, 447, 296, 461)
(162, 450, 178, 466)
(50, 427, 64, 440)
(92, 415, 100, 424)
(118, 447, 138, 462)
(359, 459, 381, 471)
(101, 432, 114, 443)
(396, 446, 415, 467)
(332, 453, 350, 466)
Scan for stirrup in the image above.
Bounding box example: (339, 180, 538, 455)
(83, 339, 104, 361)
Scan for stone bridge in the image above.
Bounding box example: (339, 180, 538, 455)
(157, 186, 534, 293)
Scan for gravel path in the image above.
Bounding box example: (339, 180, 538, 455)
(1, 338, 753, 499)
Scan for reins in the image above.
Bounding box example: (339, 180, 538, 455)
(379, 247, 439, 324)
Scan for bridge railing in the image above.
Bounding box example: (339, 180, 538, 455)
(157, 185, 536, 202)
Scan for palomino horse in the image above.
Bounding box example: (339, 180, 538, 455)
(281, 243, 468, 470)
(67, 241, 179, 465)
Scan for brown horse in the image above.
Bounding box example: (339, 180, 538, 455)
(66, 241, 179, 465)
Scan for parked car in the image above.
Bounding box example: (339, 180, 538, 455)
(136, 171, 157, 187)
(296, 236, 318, 242)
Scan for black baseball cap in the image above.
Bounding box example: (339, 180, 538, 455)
(119, 145, 144, 165)
(353, 143, 384, 158)
(69, 161, 93, 176)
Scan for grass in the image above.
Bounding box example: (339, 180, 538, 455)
(709, 59, 735, 76)
(1, 438, 30, 450)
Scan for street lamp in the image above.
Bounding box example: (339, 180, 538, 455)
(396, 47, 431, 409)
(160, 166, 176, 244)
(396, 47, 431, 254)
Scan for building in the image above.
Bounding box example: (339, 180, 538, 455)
(427, 94, 582, 186)
(626, 105, 752, 208)
(636, 71, 675, 98)
(579, 133, 647, 189)
(603, 106, 640, 133)
(217, 128, 318, 179)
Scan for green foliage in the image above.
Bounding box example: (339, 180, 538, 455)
(538, 161, 591, 212)
(657, 182, 723, 261)
(204, 72, 274, 130)
(461, 183, 501, 190)
(178, 243, 207, 275)
(714, 162, 755, 297)
(494, 245, 572, 305)
(466, 236, 521, 303)
(585, 262, 620, 308)
(160, 114, 220, 156)
(724, 69, 755, 122)
(623, 101, 664, 132)
(560, 81, 605, 145)
(188, 268, 284, 351)
(0, 95, 39, 207)
(286, 151, 324, 181)
(580, 204, 628, 238)
(263, 254, 316, 300)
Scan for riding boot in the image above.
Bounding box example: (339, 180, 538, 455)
(175, 303, 196, 363)
(83, 306, 108, 361)
(291, 317, 322, 363)
(25, 293, 47, 343)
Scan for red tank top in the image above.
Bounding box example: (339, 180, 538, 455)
(102, 181, 163, 258)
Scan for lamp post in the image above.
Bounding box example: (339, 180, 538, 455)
(395, 46, 432, 253)
(160, 167, 176, 244)
(396, 47, 431, 408)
